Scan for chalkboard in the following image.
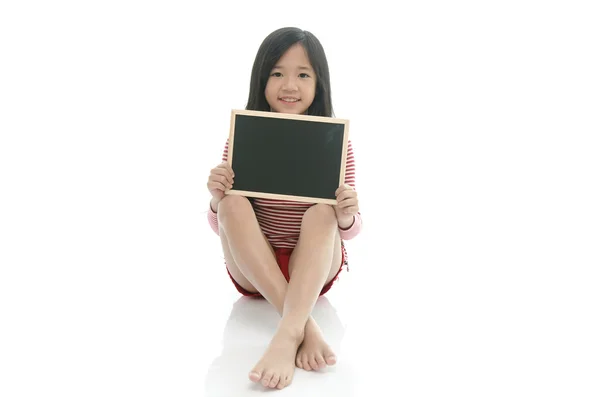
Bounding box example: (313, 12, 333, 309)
(225, 109, 349, 204)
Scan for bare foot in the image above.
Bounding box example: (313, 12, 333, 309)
(249, 327, 303, 389)
(296, 318, 337, 371)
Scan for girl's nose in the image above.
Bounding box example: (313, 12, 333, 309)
(282, 76, 298, 91)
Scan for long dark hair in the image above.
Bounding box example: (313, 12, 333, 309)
(245, 27, 334, 117)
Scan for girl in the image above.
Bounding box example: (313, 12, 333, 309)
(206, 27, 362, 390)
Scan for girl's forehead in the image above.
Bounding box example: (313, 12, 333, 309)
(278, 44, 310, 61)
(273, 58, 314, 70)
(272, 64, 313, 70)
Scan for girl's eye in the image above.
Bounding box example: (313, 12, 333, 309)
(271, 72, 282, 77)
(299, 73, 310, 78)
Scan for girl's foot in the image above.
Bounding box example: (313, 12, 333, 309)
(249, 326, 303, 389)
(296, 318, 336, 371)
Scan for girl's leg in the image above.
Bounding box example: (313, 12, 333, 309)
(283, 203, 340, 329)
(218, 196, 338, 389)
(247, 204, 341, 386)
(289, 224, 342, 372)
(217, 195, 287, 302)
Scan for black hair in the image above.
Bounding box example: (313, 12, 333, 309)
(245, 27, 334, 117)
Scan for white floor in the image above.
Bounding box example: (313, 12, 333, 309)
(3, 215, 598, 397)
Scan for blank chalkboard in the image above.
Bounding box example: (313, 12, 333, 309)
(225, 109, 349, 204)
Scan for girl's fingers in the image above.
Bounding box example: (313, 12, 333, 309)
(211, 168, 234, 184)
(207, 181, 229, 192)
(210, 174, 232, 188)
(217, 162, 235, 177)
(336, 190, 357, 202)
(335, 184, 352, 196)
(337, 198, 357, 209)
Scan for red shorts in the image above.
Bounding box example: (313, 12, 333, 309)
(226, 246, 347, 298)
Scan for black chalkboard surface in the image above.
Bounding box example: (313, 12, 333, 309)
(225, 109, 349, 204)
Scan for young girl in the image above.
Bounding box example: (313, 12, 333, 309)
(206, 27, 362, 390)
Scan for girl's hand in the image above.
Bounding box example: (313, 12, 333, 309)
(334, 184, 359, 227)
(207, 162, 234, 203)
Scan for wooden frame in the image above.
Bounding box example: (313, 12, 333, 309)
(225, 109, 350, 204)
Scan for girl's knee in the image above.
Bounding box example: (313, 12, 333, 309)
(217, 195, 253, 224)
(303, 203, 336, 224)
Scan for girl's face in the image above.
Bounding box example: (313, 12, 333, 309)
(264, 43, 316, 114)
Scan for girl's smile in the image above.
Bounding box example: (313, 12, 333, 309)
(278, 96, 301, 106)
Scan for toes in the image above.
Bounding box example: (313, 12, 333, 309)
(261, 371, 274, 387)
(324, 347, 337, 365)
(308, 356, 320, 371)
(268, 373, 280, 389)
(284, 374, 293, 388)
(277, 373, 291, 389)
(315, 355, 327, 369)
(303, 362, 312, 371)
(248, 369, 262, 383)
(296, 355, 303, 368)
(301, 355, 312, 371)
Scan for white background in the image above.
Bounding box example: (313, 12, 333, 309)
(1, 1, 599, 396)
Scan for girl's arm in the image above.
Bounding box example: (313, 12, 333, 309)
(207, 141, 230, 235)
(337, 140, 362, 240)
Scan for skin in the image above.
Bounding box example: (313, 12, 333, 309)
(206, 43, 359, 390)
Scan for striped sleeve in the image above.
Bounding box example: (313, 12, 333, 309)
(207, 140, 229, 235)
(338, 140, 363, 240)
